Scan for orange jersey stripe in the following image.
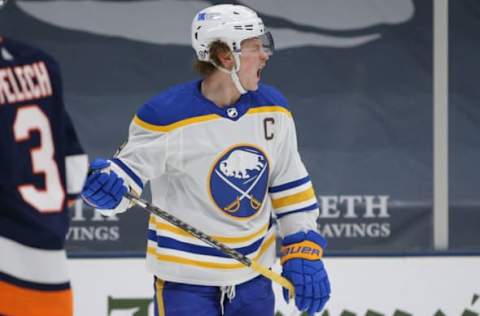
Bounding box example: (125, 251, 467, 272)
(0, 280, 73, 316)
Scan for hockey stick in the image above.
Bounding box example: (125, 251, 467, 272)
(125, 192, 294, 298)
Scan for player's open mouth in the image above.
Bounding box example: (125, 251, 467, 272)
(257, 68, 262, 79)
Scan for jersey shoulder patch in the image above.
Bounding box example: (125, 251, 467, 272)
(136, 80, 213, 127)
(251, 84, 289, 110)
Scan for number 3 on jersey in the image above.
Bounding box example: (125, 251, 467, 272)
(13, 105, 65, 213)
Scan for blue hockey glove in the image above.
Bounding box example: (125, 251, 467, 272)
(281, 231, 331, 316)
(81, 158, 128, 209)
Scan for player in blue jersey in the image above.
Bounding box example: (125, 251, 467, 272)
(81, 4, 330, 316)
(0, 36, 88, 316)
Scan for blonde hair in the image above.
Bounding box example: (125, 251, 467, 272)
(193, 41, 231, 77)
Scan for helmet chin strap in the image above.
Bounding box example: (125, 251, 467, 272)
(229, 54, 247, 95)
(211, 53, 247, 95)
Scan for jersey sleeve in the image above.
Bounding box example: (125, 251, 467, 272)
(110, 104, 170, 197)
(269, 115, 319, 237)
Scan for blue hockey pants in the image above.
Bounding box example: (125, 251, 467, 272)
(153, 274, 275, 316)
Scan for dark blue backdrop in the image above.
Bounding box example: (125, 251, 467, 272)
(0, 0, 477, 255)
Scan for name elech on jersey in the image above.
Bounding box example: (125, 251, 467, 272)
(0, 61, 52, 105)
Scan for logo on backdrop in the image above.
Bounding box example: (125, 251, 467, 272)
(108, 297, 153, 316)
(16, 0, 414, 48)
(317, 195, 391, 238)
(66, 200, 120, 242)
(209, 145, 269, 219)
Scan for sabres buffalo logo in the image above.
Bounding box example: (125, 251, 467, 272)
(209, 145, 269, 219)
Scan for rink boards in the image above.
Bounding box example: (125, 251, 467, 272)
(70, 257, 480, 316)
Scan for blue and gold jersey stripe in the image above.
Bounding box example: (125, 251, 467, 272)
(269, 176, 310, 193)
(154, 279, 165, 316)
(269, 176, 319, 218)
(147, 231, 266, 258)
(271, 186, 315, 209)
(133, 113, 219, 132)
(247, 106, 292, 117)
(276, 202, 318, 219)
(147, 233, 275, 270)
(149, 216, 269, 244)
(133, 105, 291, 133)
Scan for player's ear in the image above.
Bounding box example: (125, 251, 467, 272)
(217, 50, 234, 70)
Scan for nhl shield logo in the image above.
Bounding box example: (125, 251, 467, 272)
(209, 145, 269, 219)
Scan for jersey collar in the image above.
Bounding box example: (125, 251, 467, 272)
(193, 79, 254, 121)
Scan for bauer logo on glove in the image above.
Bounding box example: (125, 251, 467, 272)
(281, 240, 324, 264)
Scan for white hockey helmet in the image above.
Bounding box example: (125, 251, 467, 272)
(191, 4, 274, 62)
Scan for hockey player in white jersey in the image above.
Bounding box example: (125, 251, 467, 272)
(81, 4, 330, 316)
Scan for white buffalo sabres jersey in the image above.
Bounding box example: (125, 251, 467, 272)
(111, 80, 319, 286)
